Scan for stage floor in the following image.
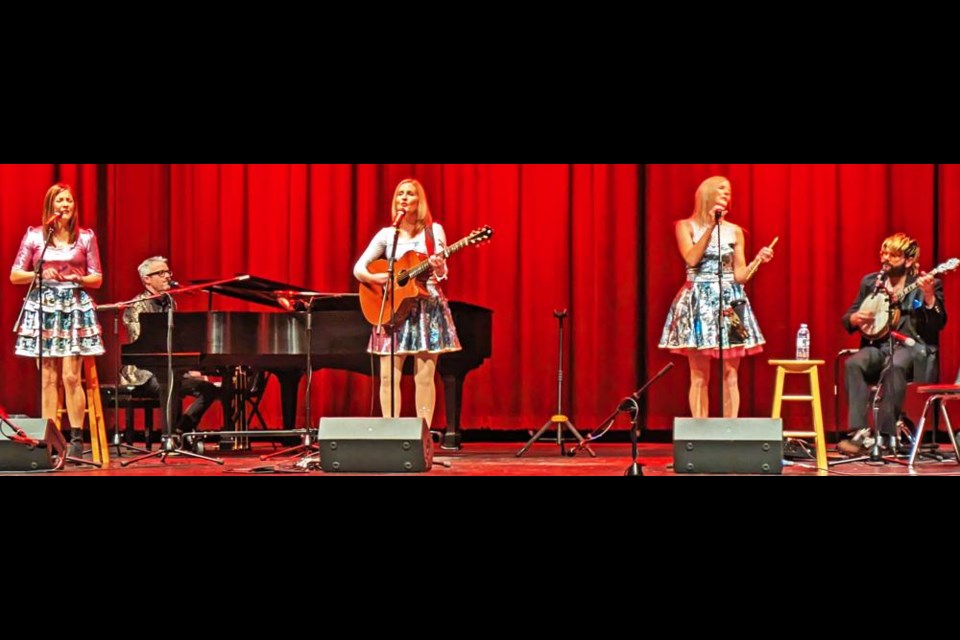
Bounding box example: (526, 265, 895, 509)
(15, 440, 960, 476)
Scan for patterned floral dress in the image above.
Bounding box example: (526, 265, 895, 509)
(12, 227, 105, 358)
(356, 224, 462, 356)
(658, 221, 764, 358)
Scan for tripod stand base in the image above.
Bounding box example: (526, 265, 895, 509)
(516, 416, 596, 458)
(441, 430, 461, 450)
(624, 462, 644, 476)
(120, 435, 224, 467)
(61, 455, 101, 468)
(260, 430, 319, 461)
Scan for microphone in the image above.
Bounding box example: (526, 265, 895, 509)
(392, 208, 407, 227)
(168, 281, 197, 296)
(873, 266, 890, 293)
(890, 330, 917, 347)
(44, 210, 64, 225)
(714, 207, 726, 224)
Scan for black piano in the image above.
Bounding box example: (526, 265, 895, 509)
(120, 275, 492, 449)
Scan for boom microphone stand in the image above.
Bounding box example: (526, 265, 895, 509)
(566, 363, 676, 475)
(118, 276, 250, 468)
(831, 281, 899, 467)
(260, 291, 327, 461)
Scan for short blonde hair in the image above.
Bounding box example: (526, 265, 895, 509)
(881, 233, 920, 276)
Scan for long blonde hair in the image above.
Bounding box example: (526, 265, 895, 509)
(41, 183, 79, 245)
(393, 178, 433, 235)
(693, 176, 730, 221)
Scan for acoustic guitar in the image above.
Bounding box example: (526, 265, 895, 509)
(358, 225, 493, 326)
(858, 257, 958, 340)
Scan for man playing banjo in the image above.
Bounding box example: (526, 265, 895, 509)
(839, 233, 948, 455)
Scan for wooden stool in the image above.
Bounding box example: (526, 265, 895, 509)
(769, 359, 827, 475)
(55, 356, 110, 466)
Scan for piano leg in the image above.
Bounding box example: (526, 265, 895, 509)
(441, 373, 464, 450)
(276, 371, 303, 429)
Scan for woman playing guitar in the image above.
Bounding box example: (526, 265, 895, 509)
(353, 178, 462, 429)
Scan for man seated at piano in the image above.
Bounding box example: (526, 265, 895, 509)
(120, 256, 222, 446)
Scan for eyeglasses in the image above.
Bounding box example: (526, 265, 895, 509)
(146, 269, 173, 278)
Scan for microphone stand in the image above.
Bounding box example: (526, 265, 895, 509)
(831, 288, 898, 467)
(259, 293, 325, 461)
(387, 223, 403, 418)
(118, 276, 249, 468)
(623, 398, 643, 476)
(565, 362, 676, 473)
(13, 224, 57, 415)
(715, 213, 725, 418)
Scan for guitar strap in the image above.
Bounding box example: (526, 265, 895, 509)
(425, 222, 436, 257)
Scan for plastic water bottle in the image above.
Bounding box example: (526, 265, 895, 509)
(796, 323, 810, 360)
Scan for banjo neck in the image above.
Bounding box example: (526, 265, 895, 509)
(891, 258, 958, 302)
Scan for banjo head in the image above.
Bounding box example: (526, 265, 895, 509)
(858, 293, 891, 340)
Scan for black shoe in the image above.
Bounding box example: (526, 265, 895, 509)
(67, 439, 83, 458)
(783, 438, 814, 460)
(838, 438, 868, 456)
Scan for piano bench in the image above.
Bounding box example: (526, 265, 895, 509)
(100, 385, 162, 449)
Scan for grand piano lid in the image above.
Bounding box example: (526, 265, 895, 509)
(189, 275, 355, 311)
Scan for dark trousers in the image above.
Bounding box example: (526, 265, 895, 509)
(845, 344, 914, 436)
(132, 373, 219, 434)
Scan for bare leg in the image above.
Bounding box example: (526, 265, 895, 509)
(41, 359, 61, 420)
(688, 353, 711, 418)
(413, 354, 438, 428)
(379, 354, 406, 418)
(722, 357, 741, 418)
(61, 356, 86, 428)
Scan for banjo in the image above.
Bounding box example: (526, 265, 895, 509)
(858, 257, 958, 340)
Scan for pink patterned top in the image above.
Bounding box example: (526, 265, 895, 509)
(10, 227, 102, 282)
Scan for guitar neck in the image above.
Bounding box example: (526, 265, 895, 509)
(406, 237, 472, 279)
